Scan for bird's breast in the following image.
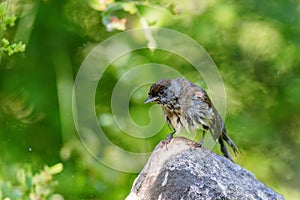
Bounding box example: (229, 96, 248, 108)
(162, 104, 183, 132)
(161, 102, 211, 134)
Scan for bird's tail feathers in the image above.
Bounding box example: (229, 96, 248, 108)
(218, 137, 234, 162)
(222, 128, 240, 156)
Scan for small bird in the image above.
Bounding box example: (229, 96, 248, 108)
(145, 78, 239, 162)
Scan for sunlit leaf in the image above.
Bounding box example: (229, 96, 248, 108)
(47, 163, 63, 175)
(121, 2, 137, 14)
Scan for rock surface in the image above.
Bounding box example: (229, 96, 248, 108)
(126, 137, 284, 200)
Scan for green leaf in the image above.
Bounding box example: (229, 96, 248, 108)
(0, 2, 16, 31)
(121, 2, 137, 15)
(25, 176, 32, 189)
(1, 38, 25, 56)
(47, 163, 63, 175)
(1, 181, 12, 197)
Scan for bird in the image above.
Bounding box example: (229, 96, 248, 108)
(144, 77, 239, 162)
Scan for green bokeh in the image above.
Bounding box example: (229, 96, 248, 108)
(1, 0, 299, 199)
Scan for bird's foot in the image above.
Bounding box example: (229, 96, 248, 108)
(162, 133, 173, 146)
(193, 131, 205, 148)
(193, 139, 204, 148)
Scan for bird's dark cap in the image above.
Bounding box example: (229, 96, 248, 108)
(144, 79, 171, 104)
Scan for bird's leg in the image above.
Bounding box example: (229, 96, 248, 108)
(162, 131, 176, 145)
(194, 131, 206, 147)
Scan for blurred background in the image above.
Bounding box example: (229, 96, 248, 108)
(0, 0, 299, 199)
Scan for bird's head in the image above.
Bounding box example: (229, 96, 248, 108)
(144, 79, 171, 104)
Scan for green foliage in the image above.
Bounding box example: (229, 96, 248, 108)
(0, 163, 64, 200)
(1, 38, 25, 56)
(0, 1, 25, 58)
(0, 0, 300, 199)
(0, 2, 16, 31)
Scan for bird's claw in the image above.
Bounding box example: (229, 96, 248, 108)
(162, 133, 173, 145)
(193, 139, 204, 148)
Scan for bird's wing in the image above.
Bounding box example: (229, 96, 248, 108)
(192, 87, 222, 140)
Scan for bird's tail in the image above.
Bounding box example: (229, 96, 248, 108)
(213, 113, 240, 162)
(218, 120, 240, 162)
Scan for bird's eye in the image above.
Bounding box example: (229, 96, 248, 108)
(158, 90, 164, 95)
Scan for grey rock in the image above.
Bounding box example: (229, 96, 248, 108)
(126, 137, 284, 200)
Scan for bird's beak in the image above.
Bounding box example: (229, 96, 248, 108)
(144, 96, 159, 104)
